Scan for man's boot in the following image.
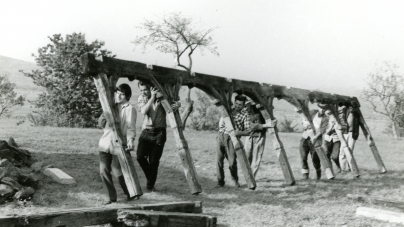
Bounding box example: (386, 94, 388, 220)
(302, 173, 309, 180)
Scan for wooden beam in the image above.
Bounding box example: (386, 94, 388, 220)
(0, 201, 203, 227)
(78, 53, 360, 107)
(357, 110, 387, 173)
(117, 209, 216, 227)
(93, 73, 143, 198)
(356, 207, 404, 225)
(347, 194, 404, 210)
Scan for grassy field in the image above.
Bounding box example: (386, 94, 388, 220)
(1, 117, 404, 227)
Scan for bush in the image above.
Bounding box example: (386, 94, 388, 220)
(277, 116, 298, 133)
(189, 90, 221, 131)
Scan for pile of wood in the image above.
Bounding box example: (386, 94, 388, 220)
(0, 138, 42, 204)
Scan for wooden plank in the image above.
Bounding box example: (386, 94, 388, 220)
(43, 168, 76, 184)
(358, 110, 387, 173)
(0, 201, 202, 227)
(160, 99, 202, 194)
(327, 113, 360, 177)
(347, 194, 404, 210)
(117, 209, 216, 227)
(258, 106, 296, 185)
(93, 73, 142, 198)
(356, 207, 404, 225)
(222, 117, 256, 190)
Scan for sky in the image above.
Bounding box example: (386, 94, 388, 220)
(1, 0, 404, 96)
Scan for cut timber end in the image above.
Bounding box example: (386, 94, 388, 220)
(43, 168, 76, 185)
(356, 207, 404, 224)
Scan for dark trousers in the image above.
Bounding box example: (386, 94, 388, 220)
(216, 132, 238, 185)
(136, 128, 167, 190)
(99, 151, 129, 201)
(299, 137, 321, 173)
(323, 140, 341, 169)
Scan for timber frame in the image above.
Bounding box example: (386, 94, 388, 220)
(79, 53, 386, 194)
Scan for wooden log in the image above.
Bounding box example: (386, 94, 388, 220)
(356, 207, 404, 225)
(328, 113, 360, 177)
(357, 110, 387, 173)
(160, 99, 202, 194)
(0, 201, 202, 227)
(347, 194, 404, 210)
(117, 209, 216, 227)
(257, 97, 295, 185)
(93, 73, 142, 198)
(222, 117, 256, 190)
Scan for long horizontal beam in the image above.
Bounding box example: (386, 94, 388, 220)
(79, 53, 360, 107)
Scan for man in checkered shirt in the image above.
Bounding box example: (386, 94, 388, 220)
(216, 95, 252, 188)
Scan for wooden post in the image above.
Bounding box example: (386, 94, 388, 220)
(93, 73, 143, 198)
(357, 110, 387, 173)
(148, 71, 202, 195)
(286, 99, 334, 179)
(256, 97, 295, 185)
(327, 112, 360, 177)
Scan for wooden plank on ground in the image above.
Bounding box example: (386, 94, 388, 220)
(0, 201, 202, 227)
(356, 207, 404, 224)
(117, 209, 216, 227)
(43, 168, 76, 184)
(347, 194, 404, 210)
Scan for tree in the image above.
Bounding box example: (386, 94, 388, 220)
(133, 12, 219, 75)
(190, 90, 222, 131)
(133, 12, 219, 129)
(0, 74, 25, 118)
(362, 62, 404, 139)
(22, 33, 115, 128)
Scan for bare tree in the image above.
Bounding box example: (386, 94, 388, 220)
(0, 73, 26, 118)
(133, 12, 219, 75)
(362, 62, 404, 139)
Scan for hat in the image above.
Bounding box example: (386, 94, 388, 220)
(116, 84, 132, 101)
(317, 103, 328, 109)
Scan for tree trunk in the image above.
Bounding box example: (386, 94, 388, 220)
(392, 121, 399, 140)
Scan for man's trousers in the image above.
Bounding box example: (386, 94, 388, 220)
(323, 140, 341, 170)
(99, 151, 129, 201)
(244, 133, 266, 178)
(299, 137, 321, 174)
(339, 132, 356, 171)
(216, 132, 238, 185)
(136, 128, 166, 190)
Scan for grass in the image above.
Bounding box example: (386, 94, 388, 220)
(1, 118, 404, 227)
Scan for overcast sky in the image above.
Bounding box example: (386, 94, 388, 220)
(1, 0, 404, 96)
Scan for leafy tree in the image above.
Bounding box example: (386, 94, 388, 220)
(362, 62, 404, 139)
(22, 33, 115, 128)
(190, 90, 222, 131)
(133, 12, 219, 130)
(0, 73, 25, 118)
(133, 12, 219, 75)
(277, 116, 298, 133)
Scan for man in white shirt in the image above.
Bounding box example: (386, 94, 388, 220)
(98, 83, 137, 204)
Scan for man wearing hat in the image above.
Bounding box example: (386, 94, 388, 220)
(295, 104, 329, 180)
(98, 83, 137, 204)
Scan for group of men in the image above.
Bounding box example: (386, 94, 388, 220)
(96, 81, 359, 204)
(295, 103, 360, 180)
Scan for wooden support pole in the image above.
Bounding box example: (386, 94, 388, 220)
(0, 201, 202, 227)
(94, 73, 143, 198)
(223, 117, 257, 190)
(287, 99, 334, 180)
(118, 209, 217, 227)
(328, 112, 360, 177)
(257, 97, 295, 185)
(357, 110, 387, 173)
(148, 72, 202, 195)
(160, 100, 202, 194)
